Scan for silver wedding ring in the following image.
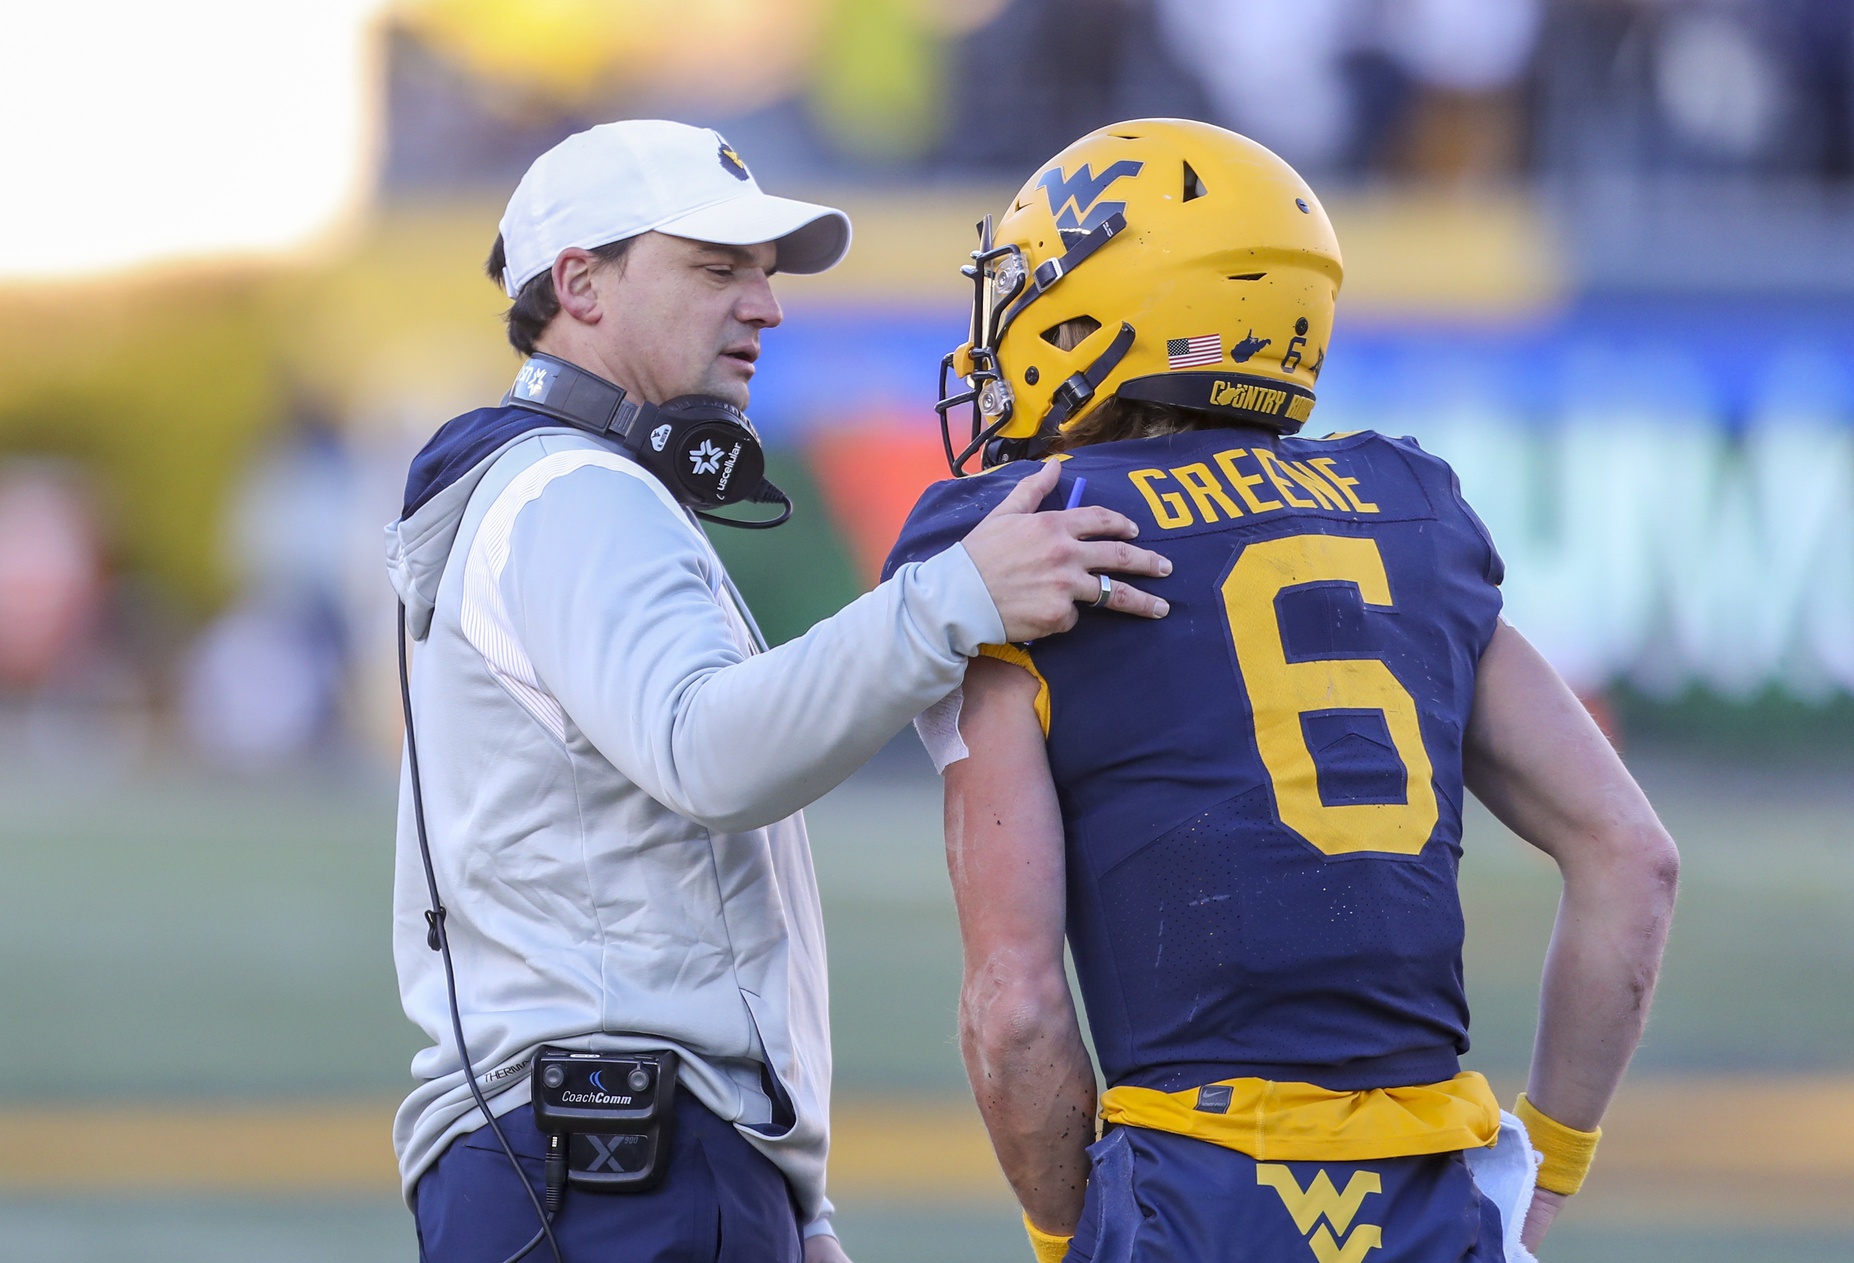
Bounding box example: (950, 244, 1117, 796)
(1090, 574, 1114, 608)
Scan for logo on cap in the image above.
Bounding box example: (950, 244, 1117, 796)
(717, 138, 750, 182)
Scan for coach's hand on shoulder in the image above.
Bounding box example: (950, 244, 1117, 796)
(804, 1231, 854, 1263)
(962, 459, 1172, 641)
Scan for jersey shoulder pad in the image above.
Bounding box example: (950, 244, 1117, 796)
(1376, 433, 1504, 586)
(880, 463, 1041, 582)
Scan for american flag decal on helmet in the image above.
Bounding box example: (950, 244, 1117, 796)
(1167, 335, 1222, 369)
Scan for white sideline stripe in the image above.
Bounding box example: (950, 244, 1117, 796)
(461, 449, 722, 742)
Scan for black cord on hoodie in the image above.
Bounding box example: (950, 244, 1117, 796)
(399, 601, 564, 1263)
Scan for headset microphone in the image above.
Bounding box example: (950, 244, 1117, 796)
(505, 354, 792, 529)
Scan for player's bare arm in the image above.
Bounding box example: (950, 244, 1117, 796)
(1463, 619, 1681, 1251)
(943, 653, 1097, 1241)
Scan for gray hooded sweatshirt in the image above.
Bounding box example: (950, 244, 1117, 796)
(383, 426, 1004, 1234)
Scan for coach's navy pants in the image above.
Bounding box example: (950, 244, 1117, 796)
(1067, 1124, 1505, 1263)
(414, 1094, 802, 1263)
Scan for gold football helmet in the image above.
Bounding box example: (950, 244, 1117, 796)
(936, 118, 1343, 474)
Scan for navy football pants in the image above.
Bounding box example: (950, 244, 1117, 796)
(414, 1095, 802, 1263)
(1067, 1124, 1505, 1263)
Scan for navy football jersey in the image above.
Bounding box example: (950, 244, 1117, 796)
(883, 428, 1504, 1095)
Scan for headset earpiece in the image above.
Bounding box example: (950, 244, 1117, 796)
(505, 355, 789, 528)
(643, 396, 767, 509)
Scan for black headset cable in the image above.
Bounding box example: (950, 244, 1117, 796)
(399, 601, 565, 1263)
(694, 477, 793, 530)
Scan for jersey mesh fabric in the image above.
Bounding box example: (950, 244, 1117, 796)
(884, 428, 1504, 1094)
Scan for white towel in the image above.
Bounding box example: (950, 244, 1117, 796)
(1464, 1110, 1542, 1263)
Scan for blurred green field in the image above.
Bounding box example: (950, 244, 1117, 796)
(0, 740, 1848, 1260)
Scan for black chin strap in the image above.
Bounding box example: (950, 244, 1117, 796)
(1044, 321, 1137, 432)
(998, 212, 1128, 336)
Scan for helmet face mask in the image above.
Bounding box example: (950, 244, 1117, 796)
(938, 217, 1134, 474)
(939, 230, 1027, 473)
(978, 246, 1027, 351)
(935, 118, 1344, 476)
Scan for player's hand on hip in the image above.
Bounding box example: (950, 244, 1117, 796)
(1520, 1188, 1565, 1251)
(962, 459, 1172, 642)
(803, 1232, 854, 1263)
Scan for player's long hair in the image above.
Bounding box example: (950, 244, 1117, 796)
(1040, 315, 1214, 451)
(1053, 392, 1289, 450)
(1049, 395, 1208, 451)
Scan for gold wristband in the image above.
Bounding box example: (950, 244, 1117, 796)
(1515, 1092, 1602, 1196)
(1023, 1212, 1073, 1263)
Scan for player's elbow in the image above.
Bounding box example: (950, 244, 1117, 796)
(1567, 812, 1680, 931)
(1643, 824, 1680, 892)
(1631, 823, 1681, 919)
(959, 958, 1072, 1064)
(1604, 815, 1680, 907)
(1605, 821, 1679, 1005)
(1562, 787, 1679, 891)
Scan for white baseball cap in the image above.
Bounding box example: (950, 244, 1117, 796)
(497, 119, 852, 297)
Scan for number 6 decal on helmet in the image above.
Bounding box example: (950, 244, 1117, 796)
(1221, 533, 1438, 858)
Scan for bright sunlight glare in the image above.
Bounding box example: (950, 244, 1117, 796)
(0, 0, 387, 281)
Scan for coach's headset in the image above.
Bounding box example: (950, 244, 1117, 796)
(504, 352, 793, 529)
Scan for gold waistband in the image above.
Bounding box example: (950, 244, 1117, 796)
(1099, 1070, 1501, 1162)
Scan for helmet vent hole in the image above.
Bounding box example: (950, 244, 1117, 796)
(1227, 272, 1266, 281)
(1183, 162, 1208, 202)
(1041, 315, 1102, 351)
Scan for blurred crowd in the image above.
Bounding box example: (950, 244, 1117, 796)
(6, 0, 1854, 776)
(385, 0, 1854, 189)
(0, 417, 407, 774)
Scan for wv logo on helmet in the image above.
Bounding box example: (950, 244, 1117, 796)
(1038, 160, 1143, 232)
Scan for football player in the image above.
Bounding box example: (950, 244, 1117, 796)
(882, 120, 1679, 1262)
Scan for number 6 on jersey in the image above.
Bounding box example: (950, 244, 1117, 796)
(1222, 533, 1439, 857)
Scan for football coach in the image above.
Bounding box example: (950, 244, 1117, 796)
(383, 119, 1172, 1263)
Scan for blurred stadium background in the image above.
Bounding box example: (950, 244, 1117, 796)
(0, 0, 1849, 1259)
